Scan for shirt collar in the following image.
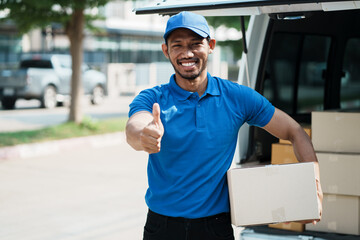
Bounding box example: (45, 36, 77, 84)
(169, 74, 192, 101)
(169, 73, 220, 101)
(204, 73, 220, 97)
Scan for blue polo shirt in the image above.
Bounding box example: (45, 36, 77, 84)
(129, 73, 275, 218)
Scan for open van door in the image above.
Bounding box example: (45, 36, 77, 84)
(135, 0, 360, 16)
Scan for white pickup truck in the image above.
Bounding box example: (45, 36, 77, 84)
(0, 54, 106, 109)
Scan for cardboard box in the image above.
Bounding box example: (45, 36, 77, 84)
(271, 143, 298, 165)
(269, 222, 305, 232)
(306, 194, 360, 235)
(279, 127, 311, 145)
(227, 163, 320, 226)
(312, 111, 360, 153)
(317, 152, 360, 196)
(270, 144, 304, 232)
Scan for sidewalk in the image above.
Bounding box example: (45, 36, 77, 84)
(0, 132, 149, 240)
(0, 124, 242, 239)
(0, 132, 126, 161)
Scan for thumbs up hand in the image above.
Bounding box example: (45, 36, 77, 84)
(140, 103, 164, 154)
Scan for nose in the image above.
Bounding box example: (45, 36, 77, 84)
(182, 46, 194, 58)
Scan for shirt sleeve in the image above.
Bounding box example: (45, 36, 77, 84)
(241, 86, 275, 127)
(128, 87, 159, 118)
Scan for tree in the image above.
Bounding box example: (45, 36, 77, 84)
(206, 16, 250, 59)
(0, 0, 110, 123)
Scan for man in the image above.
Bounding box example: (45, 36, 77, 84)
(126, 11, 323, 240)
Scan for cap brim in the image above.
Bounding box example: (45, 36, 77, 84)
(164, 26, 209, 41)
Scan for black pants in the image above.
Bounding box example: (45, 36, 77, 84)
(143, 209, 235, 240)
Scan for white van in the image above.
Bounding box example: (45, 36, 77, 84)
(135, 1, 360, 239)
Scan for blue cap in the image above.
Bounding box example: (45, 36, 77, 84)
(164, 11, 210, 41)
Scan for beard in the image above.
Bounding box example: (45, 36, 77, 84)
(169, 57, 208, 81)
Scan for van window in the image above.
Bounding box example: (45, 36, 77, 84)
(20, 60, 53, 69)
(298, 36, 330, 113)
(340, 38, 360, 110)
(263, 33, 331, 116)
(264, 33, 300, 114)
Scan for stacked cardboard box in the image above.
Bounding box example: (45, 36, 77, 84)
(311, 111, 360, 153)
(306, 112, 360, 235)
(268, 126, 311, 232)
(271, 126, 311, 164)
(271, 143, 298, 165)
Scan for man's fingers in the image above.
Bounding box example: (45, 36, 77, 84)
(140, 124, 162, 154)
(139, 103, 163, 154)
(142, 124, 162, 139)
(140, 131, 161, 146)
(316, 178, 323, 220)
(152, 103, 161, 126)
(140, 135, 161, 154)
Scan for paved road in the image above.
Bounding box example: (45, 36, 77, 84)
(0, 96, 134, 132)
(0, 95, 242, 240)
(0, 133, 149, 240)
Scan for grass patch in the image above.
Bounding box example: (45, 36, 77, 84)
(0, 116, 128, 147)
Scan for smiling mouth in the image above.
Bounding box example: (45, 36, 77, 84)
(178, 58, 198, 68)
(181, 62, 195, 67)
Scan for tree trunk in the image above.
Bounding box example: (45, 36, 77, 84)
(66, 8, 85, 123)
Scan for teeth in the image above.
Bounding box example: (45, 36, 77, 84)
(182, 62, 195, 67)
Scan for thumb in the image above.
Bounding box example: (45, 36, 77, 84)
(152, 103, 161, 126)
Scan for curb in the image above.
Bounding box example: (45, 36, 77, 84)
(0, 132, 125, 160)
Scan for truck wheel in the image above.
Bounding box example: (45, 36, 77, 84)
(1, 97, 16, 110)
(41, 85, 57, 109)
(91, 85, 105, 105)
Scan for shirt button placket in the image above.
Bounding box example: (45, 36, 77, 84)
(196, 100, 205, 129)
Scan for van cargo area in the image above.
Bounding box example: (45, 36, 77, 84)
(247, 9, 360, 164)
(241, 9, 360, 239)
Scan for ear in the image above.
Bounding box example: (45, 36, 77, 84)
(162, 43, 169, 59)
(208, 39, 216, 54)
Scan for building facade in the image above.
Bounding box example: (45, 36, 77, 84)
(0, 1, 239, 97)
(0, 1, 168, 67)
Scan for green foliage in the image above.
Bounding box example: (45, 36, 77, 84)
(206, 16, 250, 59)
(206, 16, 250, 31)
(80, 115, 100, 131)
(0, 117, 128, 147)
(0, 0, 111, 34)
(207, 16, 238, 30)
(217, 40, 244, 59)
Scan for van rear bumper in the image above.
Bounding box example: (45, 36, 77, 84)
(241, 226, 359, 240)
